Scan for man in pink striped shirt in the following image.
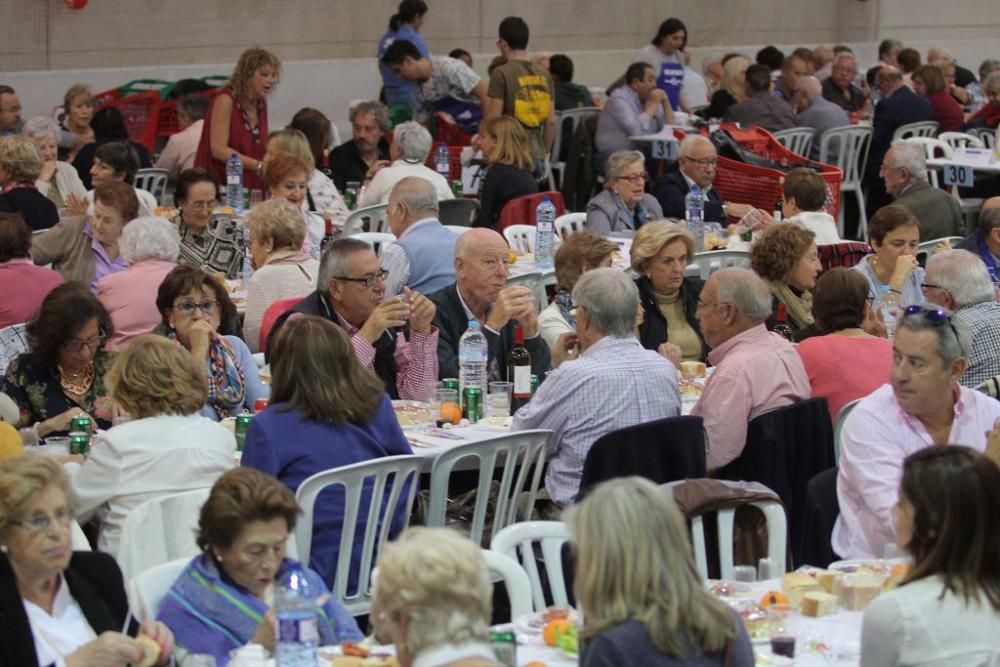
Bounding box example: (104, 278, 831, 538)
(834, 305, 1000, 559)
(691, 268, 811, 471)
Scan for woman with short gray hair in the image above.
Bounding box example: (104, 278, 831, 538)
(585, 149, 663, 235)
(23, 116, 87, 210)
(357, 120, 455, 206)
(96, 216, 180, 348)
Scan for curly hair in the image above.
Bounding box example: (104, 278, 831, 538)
(750, 223, 816, 282)
(27, 282, 114, 370)
(554, 231, 618, 291)
(105, 335, 206, 418)
(244, 196, 306, 253)
(229, 47, 282, 106)
(196, 467, 300, 555)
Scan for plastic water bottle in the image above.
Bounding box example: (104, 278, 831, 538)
(241, 223, 254, 290)
(877, 285, 901, 340)
(226, 153, 244, 215)
(435, 143, 451, 179)
(275, 568, 319, 667)
(685, 185, 705, 252)
(534, 196, 556, 270)
(458, 320, 488, 419)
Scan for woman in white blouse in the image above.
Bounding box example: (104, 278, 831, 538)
(861, 445, 1000, 666)
(23, 116, 87, 212)
(242, 196, 319, 352)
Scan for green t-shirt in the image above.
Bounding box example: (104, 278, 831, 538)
(488, 59, 554, 162)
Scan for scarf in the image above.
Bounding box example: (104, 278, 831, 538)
(554, 289, 576, 329)
(169, 331, 245, 418)
(768, 280, 814, 330)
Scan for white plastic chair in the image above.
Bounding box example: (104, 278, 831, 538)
(504, 224, 536, 254)
(554, 212, 586, 240)
(127, 557, 189, 622)
(969, 127, 996, 149)
(71, 521, 91, 551)
(938, 131, 985, 151)
(491, 521, 571, 612)
(535, 270, 556, 311)
(687, 250, 750, 280)
(343, 203, 390, 236)
(444, 224, 472, 236)
(916, 236, 966, 266)
(426, 431, 549, 547)
(116, 488, 210, 581)
(506, 270, 541, 289)
(0, 323, 28, 377)
(549, 107, 601, 190)
(134, 168, 169, 205)
(294, 455, 422, 616)
(892, 120, 939, 142)
(901, 137, 952, 187)
(349, 231, 397, 257)
(773, 127, 816, 158)
(818, 125, 872, 239)
(833, 398, 861, 465)
(482, 549, 534, 620)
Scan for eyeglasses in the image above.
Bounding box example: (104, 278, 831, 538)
(9, 506, 72, 533)
(920, 282, 945, 291)
(615, 173, 648, 184)
(681, 156, 718, 167)
(173, 300, 219, 316)
(185, 200, 218, 211)
(334, 269, 389, 288)
(696, 299, 730, 310)
(63, 333, 105, 353)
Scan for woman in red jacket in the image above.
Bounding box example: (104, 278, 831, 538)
(912, 64, 963, 132)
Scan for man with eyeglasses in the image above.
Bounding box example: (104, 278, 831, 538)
(0, 85, 22, 136)
(820, 52, 867, 114)
(876, 142, 961, 240)
(650, 135, 756, 224)
(594, 62, 673, 171)
(267, 237, 438, 401)
(834, 304, 1000, 560)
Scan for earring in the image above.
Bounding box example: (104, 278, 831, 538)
(1, 544, 8, 553)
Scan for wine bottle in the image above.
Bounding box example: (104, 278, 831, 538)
(507, 325, 531, 412)
(773, 303, 794, 341)
(320, 211, 336, 254)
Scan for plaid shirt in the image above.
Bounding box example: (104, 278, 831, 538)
(956, 300, 1000, 387)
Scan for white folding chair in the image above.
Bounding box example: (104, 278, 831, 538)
(426, 431, 549, 547)
(554, 212, 586, 240)
(833, 398, 861, 465)
(901, 137, 953, 187)
(969, 127, 996, 149)
(71, 521, 91, 551)
(0, 323, 28, 377)
(687, 250, 750, 280)
(549, 107, 601, 190)
(294, 455, 422, 616)
(482, 549, 534, 620)
(127, 557, 189, 622)
(892, 121, 939, 142)
(444, 224, 472, 236)
(535, 270, 556, 311)
(506, 270, 541, 289)
(504, 224, 536, 254)
(818, 125, 872, 240)
(916, 236, 966, 266)
(349, 231, 397, 257)
(491, 521, 571, 612)
(343, 203, 390, 236)
(134, 168, 169, 205)
(116, 488, 210, 581)
(938, 131, 985, 151)
(773, 127, 817, 158)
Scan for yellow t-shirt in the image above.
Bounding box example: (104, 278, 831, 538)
(655, 290, 703, 362)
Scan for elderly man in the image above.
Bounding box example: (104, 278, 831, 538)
(794, 75, 850, 161)
(724, 63, 796, 133)
(650, 135, 755, 224)
(879, 142, 962, 240)
(594, 62, 673, 170)
(878, 39, 903, 68)
(357, 122, 454, 207)
(927, 47, 977, 88)
(381, 177, 458, 297)
(691, 268, 810, 470)
(923, 250, 1000, 387)
(154, 94, 207, 179)
(512, 268, 681, 505)
(328, 101, 391, 192)
(821, 52, 868, 114)
(834, 305, 1000, 559)
(267, 237, 439, 400)
(957, 198, 1000, 283)
(0, 85, 21, 136)
(774, 54, 812, 104)
(428, 228, 550, 380)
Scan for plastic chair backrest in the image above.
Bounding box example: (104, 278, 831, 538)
(506, 271, 541, 290)
(504, 225, 536, 254)
(134, 168, 169, 205)
(294, 455, 422, 616)
(773, 127, 816, 159)
(554, 212, 587, 240)
(444, 225, 472, 236)
(438, 198, 480, 227)
(344, 204, 390, 236)
(497, 192, 566, 234)
(688, 250, 750, 279)
(117, 488, 211, 581)
(482, 549, 534, 620)
(550, 108, 601, 189)
(892, 120, 939, 141)
(832, 398, 861, 465)
(71, 521, 91, 551)
(490, 521, 571, 612)
(0, 323, 28, 378)
(901, 137, 953, 187)
(969, 127, 996, 149)
(938, 131, 984, 151)
(916, 236, 966, 267)
(258, 296, 304, 353)
(818, 125, 871, 186)
(426, 431, 549, 546)
(349, 231, 397, 257)
(127, 557, 189, 623)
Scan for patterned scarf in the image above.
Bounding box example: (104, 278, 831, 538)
(554, 289, 576, 329)
(169, 331, 245, 418)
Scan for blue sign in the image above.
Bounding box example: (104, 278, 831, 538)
(657, 62, 684, 111)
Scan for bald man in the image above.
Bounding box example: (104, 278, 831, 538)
(428, 228, 551, 380)
(382, 176, 458, 297)
(793, 75, 850, 160)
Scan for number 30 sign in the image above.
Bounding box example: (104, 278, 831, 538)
(942, 164, 973, 188)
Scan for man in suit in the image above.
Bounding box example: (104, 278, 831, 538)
(794, 76, 850, 161)
(724, 64, 796, 133)
(880, 142, 963, 241)
(864, 66, 934, 216)
(957, 198, 1000, 285)
(650, 135, 755, 225)
(428, 228, 550, 381)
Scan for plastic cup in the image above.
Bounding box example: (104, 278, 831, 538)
(487, 381, 513, 418)
(733, 565, 757, 583)
(43, 437, 70, 456)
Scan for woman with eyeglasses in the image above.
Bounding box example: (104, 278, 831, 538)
(155, 265, 268, 421)
(172, 168, 244, 280)
(585, 150, 663, 236)
(1, 282, 117, 438)
(0, 455, 175, 667)
(474, 116, 538, 230)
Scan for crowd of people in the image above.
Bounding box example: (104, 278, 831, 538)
(1, 5, 1000, 667)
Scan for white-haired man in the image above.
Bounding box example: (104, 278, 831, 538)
(512, 268, 681, 505)
(793, 75, 850, 161)
(879, 142, 963, 240)
(357, 121, 455, 207)
(821, 52, 867, 114)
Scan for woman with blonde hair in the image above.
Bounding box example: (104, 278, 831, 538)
(60, 83, 95, 162)
(0, 135, 59, 231)
(269, 122, 350, 222)
(565, 477, 753, 666)
(474, 115, 537, 229)
(706, 55, 750, 119)
(373, 527, 502, 666)
(195, 47, 282, 191)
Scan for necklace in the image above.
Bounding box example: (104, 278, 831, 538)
(870, 256, 892, 284)
(58, 363, 94, 396)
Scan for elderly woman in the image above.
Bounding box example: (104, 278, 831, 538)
(242, 197, 319, 353)
(262, 151, 324, 258)
(565, 477, 753, 666)
(585, 150, 664, 236)
(966, 70, 1000, 129)
(631, 220, 705, 362)
(373, 527, 502, 667)
(158, 468, 363, 662)
(777, 167, 840, 244)
(66, 140, 157, 217)
(0, 455, 174, 666)
(242, 316, 412, 588)
(0, 213, 63, 330)
(23, 116, 88, 211)
(862, 447, 1000, 665)
(475, 116, 538, 229)
(96, 217, 180, 349)
(171, 168, 243, 279)
(750, 222, 822, 337)
(1, 282, 117, 436)
(71, 107, 152, 190)
(359, 121, 453, 207)
(73, 335, 236, 555)
(155, 265, 268, 420)
(60, 83, 95, 162)
(912, 64, 964, 133)
(32, 181, 139, 291)
(705, 55, 750, 119)
(538, 231, 617, 351)
(195, 47, 282, 191)
(795, 268, 893, 422)
(286, 110, 353, 221)
(0, 135, 59, 231)
(853, 204, 924, 306)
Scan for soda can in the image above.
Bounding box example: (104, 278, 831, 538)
(70, 415, 91, 436)
(344, 188, 357, 210)
(253, 398, 269, 413)
(451, 179, 463, 197)
(462, 387, 483, 423)
(489, 631, 517, 667)
(530, 374, 540, 396)
(234, 413, 253, 452)
(441, 378, 460, 392)
(69, 432, 90, 456)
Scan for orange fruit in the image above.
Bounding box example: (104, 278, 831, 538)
(890, 563, 909, 578)
(543, 618, 572, 647)
(759, 590, 790, 607)
(438, 401, 462, 424)
(525, 663, 548, 667)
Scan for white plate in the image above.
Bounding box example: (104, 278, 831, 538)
(828, 558, 907, 575)
(391, 400, 436, 429)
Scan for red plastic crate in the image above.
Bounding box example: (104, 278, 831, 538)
(96, 91, 161, 152)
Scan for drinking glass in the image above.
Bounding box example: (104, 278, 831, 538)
(249, 189, 263, 208)
(43, 437, 70, 456)
(487, 381, 513, 418)
(733, 565, 757, 583)
(436, 388, 459, 423)
(758, 557, 782, 581)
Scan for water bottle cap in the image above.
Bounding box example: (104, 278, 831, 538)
(542, 195, 552, 202)
(467, 319, 479, 328)
(689, 185, 701, 194)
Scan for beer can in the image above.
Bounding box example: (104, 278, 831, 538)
(462, 387, 483, 423)
(451, 179, 463, 197)
(69, 433, 90, 456)
(530, 374, 540, 396)
(441, 378, 460, 392)
(234, 413, 253, 452)
(70, 415, 91, 435)
(489, 631, 517, 667)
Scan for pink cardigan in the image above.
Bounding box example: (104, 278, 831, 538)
(96, 259, 177, 349)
